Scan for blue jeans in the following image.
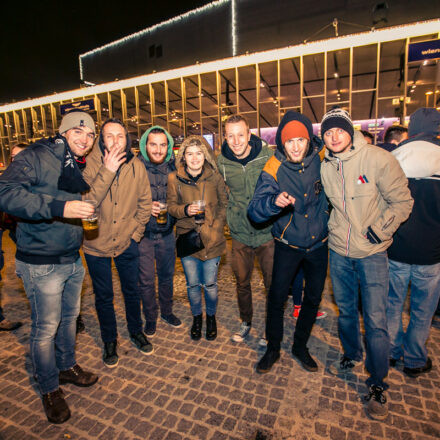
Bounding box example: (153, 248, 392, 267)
(181, 256, 220, 316)
(138, 233, 176, 323)
(387, 260, 440, 368)
(15, 258, 84, 395)
(329, 250, 389, 389)
(85, 240, 143, 343)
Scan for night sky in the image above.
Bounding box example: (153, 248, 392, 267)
(0, 0, 212, 104)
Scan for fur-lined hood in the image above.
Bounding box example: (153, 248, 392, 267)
(176, 135, 218, 171)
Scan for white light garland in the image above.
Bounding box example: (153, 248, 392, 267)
(79, 0, 231, 80)
(232, 0, 237, 57)
(2, 19, 439, 113)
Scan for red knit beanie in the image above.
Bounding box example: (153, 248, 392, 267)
(281, 120, 310, 145)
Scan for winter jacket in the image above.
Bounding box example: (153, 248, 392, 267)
(248, 112, 328, 251)
(217, 135, 273, 248)
(321, 130, 413, 258)
(0, 136, 83, 264)
(139, 126, 176, 238)
(82, 135, 152, 258)
(168, 136, 227, 261)
(387, 136, 440, 265)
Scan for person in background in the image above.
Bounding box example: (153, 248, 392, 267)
(249, 111, 329, 374)
(217, 114, 274, 344)
(379, 125, 408, 153)
(0, 111, 99, 424)
(320, 107, 413, 420)
(83, 118, 152, 368)
(137, 126, 181, 337)
(387, 108, 440, 378)
(168, 136, 227, 341)
(360, 130, 374, 144)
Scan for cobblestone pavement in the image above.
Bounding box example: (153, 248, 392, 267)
(0, 233, 440, 440)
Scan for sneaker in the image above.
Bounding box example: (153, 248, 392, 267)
(42, 388, 70, 424)
(329, 355, 359, 375)
(103, 341, 119, 368)
(59, 364, 98, 387)
(231, 322, 251, 342)
(316, 310, 327, 320)
(258, 337, 268, 348)
(292, 345, 318, 372)
(403, 357, 432, 378)
(292, 305, 301, 319)
(0, 319, 22, 331)
(256, 349, 280, 374)
(76, 315, 85, 334)
(145, 321, 157, 337)
(130, 332, 154, 355)
(292, 306, 327, 320)
(161, 314, 182, 328)
(365, 385, 388, 420)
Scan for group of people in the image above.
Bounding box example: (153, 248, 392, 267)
(0, 105, 438, 425)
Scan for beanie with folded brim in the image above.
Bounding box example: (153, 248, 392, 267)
(58, 111, 95, 135)
(321, 108, 354, 139)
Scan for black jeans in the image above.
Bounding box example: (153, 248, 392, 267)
(85, 240, 143, 343)
(266, 240, 328, 352)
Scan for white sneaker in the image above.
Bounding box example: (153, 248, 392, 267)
(231, 322, 251, 342)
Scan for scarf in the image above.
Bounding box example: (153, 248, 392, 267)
(57, 139, 90, 193)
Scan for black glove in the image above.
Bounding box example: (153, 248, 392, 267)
(366, 226, 382, 244)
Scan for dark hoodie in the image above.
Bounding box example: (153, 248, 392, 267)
(138, 126, 176, 237)
(387, 108, 440, 265)
(248, 111, 328, 251)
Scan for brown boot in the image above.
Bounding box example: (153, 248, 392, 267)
(42, 388, 70, 424)
(59, 364, 98, 387)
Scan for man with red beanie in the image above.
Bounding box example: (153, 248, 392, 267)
(248, 111, 329, 374)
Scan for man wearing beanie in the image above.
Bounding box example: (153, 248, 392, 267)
(387, 108, 440, 378)
(217, 114, 274, 344)
(0, 111, 99, 424)
(137, 126, 181, 337)
(82, 118, 152, 368)
(320, 107, 413, 420)
(248, 111, 329, 374)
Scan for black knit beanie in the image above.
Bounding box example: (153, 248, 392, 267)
(321, 108, 354, 139)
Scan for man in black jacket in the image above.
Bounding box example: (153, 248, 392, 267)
(0, 111, 98, 424)
(387, 108, 440, 378)
(137, 126, 181, 336)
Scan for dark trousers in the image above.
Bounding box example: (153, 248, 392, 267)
(266, 240, 328, 352)
(138, 233, 175, 323)
(85, 240, 143, 343)
(230, 238, 274, 323)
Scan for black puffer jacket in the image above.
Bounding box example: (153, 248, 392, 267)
(0, 135, 83, 264)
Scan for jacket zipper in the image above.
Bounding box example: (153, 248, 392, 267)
(337, 158, 351, 256)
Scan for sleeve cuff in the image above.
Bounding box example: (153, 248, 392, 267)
(49, 200, 66, 218)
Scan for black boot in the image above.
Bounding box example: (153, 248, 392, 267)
(206, 314, 217, 341)
(76, 315, 85, 334)
(190, 315, 202, 340)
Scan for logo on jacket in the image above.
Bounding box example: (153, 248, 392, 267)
(357, 175, 369, 184)
(314, 180, 323, 195)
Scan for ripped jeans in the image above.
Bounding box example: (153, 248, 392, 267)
(181, 256, 221, 316)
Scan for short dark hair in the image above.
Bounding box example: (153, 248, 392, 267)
(360, 130, 374, 142)
(101, 118, 127, 133)
(224, 114, 249, 131)
(384, 125, 408, 143)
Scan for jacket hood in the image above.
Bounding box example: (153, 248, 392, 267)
(139, 125, 174, 163)
(275, 111, 323, 164)
(407, 107, 440, 143)
(98, 119, 134, 162)
(221, 133, 265, 162)
(176, 135, 218, 171)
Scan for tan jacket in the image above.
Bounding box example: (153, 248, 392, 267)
(321, 130, 413, 258)
(167, 136, 227, 261)
(82, 144, 152, 258)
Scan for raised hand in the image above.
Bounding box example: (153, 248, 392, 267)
(63, 200, 96, 219)
(275, 191, 296, 208)
(103, 146, 126, 173)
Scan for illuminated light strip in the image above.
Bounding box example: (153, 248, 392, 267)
(79, 0, 231, 80)
(232, 0, 237, 56)
(3, 19, 440, 113)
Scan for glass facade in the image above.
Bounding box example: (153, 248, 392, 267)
(1, 21, 439, 165)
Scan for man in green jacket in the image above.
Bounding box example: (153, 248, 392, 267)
(217, 114, 274, 343)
